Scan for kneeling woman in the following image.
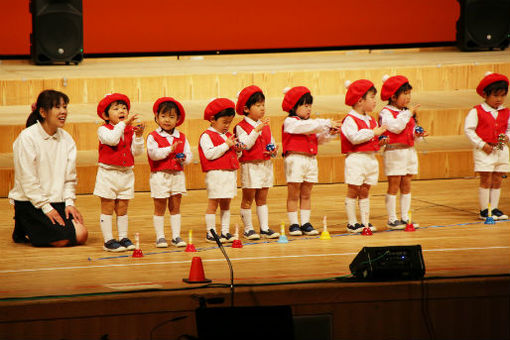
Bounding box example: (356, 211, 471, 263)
(9, 90, 88, 246)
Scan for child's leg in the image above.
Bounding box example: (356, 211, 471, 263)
(299, 182, 313, 225)
(100, 198, 115, 242)
(115, 199, 134, 249)
(386, 176, 401, 222)
(219, 198, 234, 241)
(255, 188, 270, 231)
(168, 194, 182, 239)
(287, 183, 301, 226)
(479, 172, 491, 213)
(153, 198, 167, 242)
(400, 175, 413, 222)
(345, 184, 360, 226)
(205, 199, 219, 236)
(358, 184, 371, 226)
(489, 172, 507, 218)
(240, 188, 256, 233)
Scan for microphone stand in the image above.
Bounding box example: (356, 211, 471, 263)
(209, 228, 235, 307)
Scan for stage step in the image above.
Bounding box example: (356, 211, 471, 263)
(0, 135, 474, 196)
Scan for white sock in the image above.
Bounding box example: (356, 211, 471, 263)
(300, 209, 311, 225)
(100, 214, 113, 242)
(359, 198, 370, 226)
(400, 193, 411, 221)
(220, 210, 230, 235)
(288, 211, 299, 226)
(385, 194, 397, 222)
(117, 215, 128, 239)
(479, 187, 490, 211)
(345, 197, 357, 225)
(205, 214, 216, 235)
(240, 208, 253, 233)
(153, 215, 165, 240)
(257, 205, 269, 231)
(170, 214, 181, 239)
(489, 188, 501, 210)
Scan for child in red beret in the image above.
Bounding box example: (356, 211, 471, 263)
(340, 80, 387, 233)
(235, 86, 279, 240)
(282, 86, 342, 236)
(93, 93, 145, 252)
(199, 98, 243, 243)
(379, 75, 426, 230)
(147, 97, 192, 248)
(465, 72, 510, 220)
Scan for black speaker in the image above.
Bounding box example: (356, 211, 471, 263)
(196, 305, 294, 340)
(349, 245, 425, 281)
(456, 0, 510, 51)
(30, 0, 83, 65)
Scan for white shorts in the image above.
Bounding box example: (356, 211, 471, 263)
(344, 152, 379, 186)
(93, 166, 135, 200)
(240, 160, 274, 189)
(205, 170, 237, 199)
(150, 170, 187, 198)
(284, 153, 318, 183)
(473, 146, 510, 172)
(383, 147, 419, 176)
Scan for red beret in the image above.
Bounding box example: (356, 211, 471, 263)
(476, 72, 509, 96)
(204, 98, 235, 121)
(153, 97, 186, 126)
(236, 85, 263, 115)
(380, 75, 409, 101)
(282, 86, 311, 112)
(97, 93, 130, 120)
(345, 79, 375, 106)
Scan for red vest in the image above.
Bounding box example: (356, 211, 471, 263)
(474, 104, 510, 143)
(380, 106, 415, 146)
(98, 123, 135, 167)
(198, 130, 240, 172)
(147, 130, 186, 172)
(282, 116, 319, 156)
(235, 119, 272, 162)
(341, 114, 380, 154)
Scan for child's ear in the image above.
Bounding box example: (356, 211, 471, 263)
(243, 106, 249, 115)
(481, 93, 488, 100)
(101, 112, 109, 120)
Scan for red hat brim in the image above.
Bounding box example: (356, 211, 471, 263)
(97, 93, 131, 120)
(380, 75, 409, 101)
(153, 97, 186, 126)
(204, 98, 236, 121)
(476, 73, 509, 96)
(236, 85, 263, 115)
(282, 86, 311, 112)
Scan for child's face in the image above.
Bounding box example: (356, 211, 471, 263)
(295, 103, 312, 120)
(392, 90, 411, 109)
(359, 91, 377, 114)
(210, 115, 234, 134)
(244, 100, 265, 121)
(105, 102, 129, 125)
(484, 90, 508, 110)
(156, 109, 179, 132)
(41, 97, 68, 131)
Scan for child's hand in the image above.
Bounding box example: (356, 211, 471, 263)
(373, 125, 387, 136)
(410, 104, 421, 116)
(329, 120, 342, 134)
(264, 143, 279, 157)
(175, 152, 186, 163)
(225, 135, 236, 148)
(482, 143, 494, 155)
(378, 135, 389, 146)
(171, 140, 183, 153)
(255, 118, 270, 132)
(125, 113, 139, 126)
(133, 121, 145, 137)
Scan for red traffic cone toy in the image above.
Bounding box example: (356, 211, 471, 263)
(183, 257, 212, 284)
(231, 224, 242, 248)
(361, 226, 373, 236)
(132, 233, 144, 258)
(404, 212, 416, 232)
(185, 230, 197, 252)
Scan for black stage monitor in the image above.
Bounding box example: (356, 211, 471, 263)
(349, 245, 425, 281)
(30, 0, 83, 64)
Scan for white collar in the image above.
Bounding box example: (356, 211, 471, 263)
(349, 109, 372, 120)
(157, 127, 179, 138)
(244, 116, 260, 127)
(36, 121, 60, 140)
(481, 102, 504, 112)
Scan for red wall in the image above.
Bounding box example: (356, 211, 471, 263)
(0, 0, 459, 55)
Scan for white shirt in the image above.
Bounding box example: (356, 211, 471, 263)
(235, 116, 275, 150)
(341, 110, 376, 145)
(8, 121, 77, 214)
(283, 116, 335, 144)
(199, 127, 231, 160)
(464, 102, 510, 149)
(379, 105, 412, 134)
(147, 128, 192, 165)
(97, 121, 144, 169)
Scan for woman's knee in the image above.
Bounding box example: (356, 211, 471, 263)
(74, 222, 88, 245)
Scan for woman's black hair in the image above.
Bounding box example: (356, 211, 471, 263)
(213, 108, 236, 120)
(243, 92, 265, 115)
(155, 101, 181, 124)
(388, 82, 412, 105)
(289, 92, 313, 116)
(483, 80, 509, 96)
(26, 90, 69, 128)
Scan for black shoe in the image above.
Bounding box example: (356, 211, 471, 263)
(346, 223, 363, 233)
(492, 208, 508, 220)
(103, 239, 126, 252)
(119, 238, 135, 250)
(301, 223, 319, 235)
(243, 229, 261, 240)
(260, 228, 279, 239)
(479, 209, 489, 220)
(220, 233, 236, 243)
(289, 224, 302, 236)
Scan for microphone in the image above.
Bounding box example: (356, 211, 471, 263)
(209, 228, 235, 307)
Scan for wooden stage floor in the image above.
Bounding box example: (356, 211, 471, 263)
(1, 178, 509, 299)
